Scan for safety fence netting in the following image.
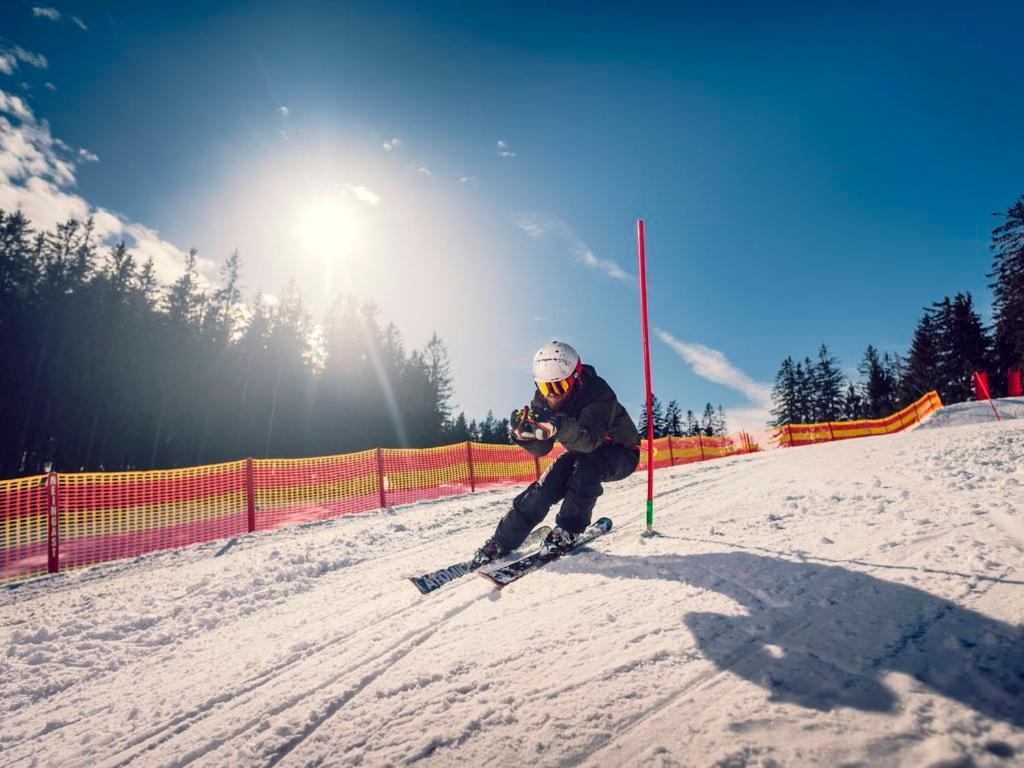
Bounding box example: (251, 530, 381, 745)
(775, 390, 943, 448)
(1, 433, 760, 584)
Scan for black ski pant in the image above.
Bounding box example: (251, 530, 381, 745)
(493, 443, 640, 552)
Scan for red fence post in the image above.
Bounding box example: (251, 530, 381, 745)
(466, 442, 476, 493)
(46, 471, 59, 574)
(245, 458, 256, 533)
(786, 424, 793, 447)
(668, 437, 676, 466)
(534, 456, 541, 481)
(698, 434, 705, 460)
(827, 422, 835, 441)
(376, 448, 388, 509)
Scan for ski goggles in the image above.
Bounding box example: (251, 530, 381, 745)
(535, 360, 582, 397)
(536, 377, 573, 397)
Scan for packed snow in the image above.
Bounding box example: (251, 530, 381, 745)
(2, 409, 1022, 767)
(916, 396, 1024, 430)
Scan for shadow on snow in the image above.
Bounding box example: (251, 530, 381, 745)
(560, 550, 1023, 726)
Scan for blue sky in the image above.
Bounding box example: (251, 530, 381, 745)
(2, 1, 1023, 431)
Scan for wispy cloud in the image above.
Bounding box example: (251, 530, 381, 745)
(459, 176, 474, 183)
(496, 139, 516, 158)
(44, 82, 56, 91)
(277, 105, 289, 117)
(417, 166, 431, 176)
(0, 87, 213, 286)
(656, 329, 773, 431)
(343, 183, 381, 206)
(31, 8, 86, 30)
(77, 147, 99, 162)
(0, 46, 48, 76)
(514, 212, 633, 282)
(382, 137, 401, 151)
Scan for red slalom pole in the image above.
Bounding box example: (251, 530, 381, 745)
(637, 219, 655, 532)
(973, 371, 1002, 421)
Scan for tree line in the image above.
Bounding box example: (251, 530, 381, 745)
(637, 396, 729, 438)
(0, 211, 509, 477)
(771, 191, 1024, 426)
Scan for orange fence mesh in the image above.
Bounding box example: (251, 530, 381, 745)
(0, 474, 49, 583)
(776, 391, 942, 447)
(57, 461, 249, 571)
(254, 450, 380, 530)
(0, 429, 761, 584)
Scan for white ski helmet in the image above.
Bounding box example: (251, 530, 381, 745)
(532, 341, 582, 396)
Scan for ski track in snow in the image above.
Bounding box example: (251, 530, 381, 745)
(2, 403, 1023, 767)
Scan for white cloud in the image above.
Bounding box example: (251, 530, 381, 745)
(656, 329, 774, 431)
(32, 7, 61, 21)
(44, 82, 56, 91)
(277, 106, 289, 117)
(72, 16, 88, 31)
(514, 212, 633, 282)
(382, 137, 401, 151)
(342, 182, 381, 206)
(496, 140, 507, 148)
(0, 46, 48, 76)
(496, 139, 516, 158)
(417, 166, 431, 176)
(0, 87, 214, 286)
(459, 176, 474, 183)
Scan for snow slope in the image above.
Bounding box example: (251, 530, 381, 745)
(916, 396, 1024, 430)
(2, 417, 1022, 767)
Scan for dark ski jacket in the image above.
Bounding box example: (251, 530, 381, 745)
(514, 364, 640, 457)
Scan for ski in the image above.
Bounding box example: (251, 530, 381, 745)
(479, 517, 612, 588)
(407, 525, 551, 595)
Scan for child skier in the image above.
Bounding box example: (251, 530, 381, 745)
(473, 341, 640, 565)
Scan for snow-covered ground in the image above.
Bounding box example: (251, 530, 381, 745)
(2, 412, 1022, 767)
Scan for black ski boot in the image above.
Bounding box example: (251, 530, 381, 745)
(472, 538, 505, 567)
(541, 526, 582, 556)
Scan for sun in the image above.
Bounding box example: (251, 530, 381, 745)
(294, 193, 363, 259)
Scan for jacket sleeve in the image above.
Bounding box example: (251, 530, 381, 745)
(553, 388, 617, 454)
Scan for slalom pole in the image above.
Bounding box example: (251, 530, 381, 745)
(973, 371, 1002, 421)
(637, 219, 655, 533)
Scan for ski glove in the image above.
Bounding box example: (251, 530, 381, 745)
(510, 404, 559, 441)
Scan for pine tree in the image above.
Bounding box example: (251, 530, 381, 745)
(901, 311, 941, 402)
(637, 394, 665, 438)
(652, 395, 666, 438)
(813, 344, 844, 421)
(989, 192, 1024, 372)
(424, 332, 454, 436)
(930, 293, 991, 402)
(859, 345, 896, 418)
(685, 409, 699, 436)
(715, 405, 728, 436)
(447, 412, 471, 442)
(842, 382, 865, 420)
(700, 402, 716, 436)
(770, 356, 800, 426)
(664, 400, 682, 436)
